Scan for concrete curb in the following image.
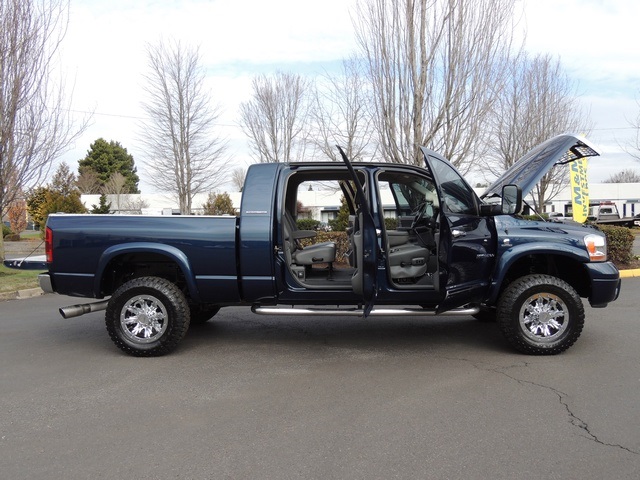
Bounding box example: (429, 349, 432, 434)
(0, 287, 44, 302)
(620, 269, 640, 278)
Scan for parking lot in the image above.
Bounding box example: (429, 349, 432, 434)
(1, 279, 639, 479)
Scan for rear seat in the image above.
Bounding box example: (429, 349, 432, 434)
(283, 211, 336, 269)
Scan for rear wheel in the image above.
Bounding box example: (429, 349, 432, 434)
(497, 274, 584, 355)
(105, 276, 190, 356)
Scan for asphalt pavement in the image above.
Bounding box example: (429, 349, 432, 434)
(1, 282, 639, 479)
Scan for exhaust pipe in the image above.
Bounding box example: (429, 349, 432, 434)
(59, 300, 110, 319)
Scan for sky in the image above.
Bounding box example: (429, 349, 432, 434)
(57, 0, 640, 192)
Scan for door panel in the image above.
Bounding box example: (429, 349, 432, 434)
(421, 148, 496, 312)
(337, 147, 377, 315)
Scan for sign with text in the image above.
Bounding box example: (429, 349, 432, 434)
(570, 158, 589, 223)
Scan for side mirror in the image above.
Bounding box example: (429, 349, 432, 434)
(501, 185, 522, 215)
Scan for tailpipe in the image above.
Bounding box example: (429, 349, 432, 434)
(59, 300, 110, 319)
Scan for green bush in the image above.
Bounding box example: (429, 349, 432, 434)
(2, 224, 12, 237)
(598, 225, 634, 264)
(296, 218, 320, 231)
(384, 217, 399, 231)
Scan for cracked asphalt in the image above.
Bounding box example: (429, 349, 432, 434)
(1, 281, 639, 479)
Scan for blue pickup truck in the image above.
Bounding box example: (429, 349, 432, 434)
(32, 134, 620, 356)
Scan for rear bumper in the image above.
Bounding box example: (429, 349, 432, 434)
(38, 273, 54, 294)
(586, 262, 621, 308)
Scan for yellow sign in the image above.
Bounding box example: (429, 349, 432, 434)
(570, 158, 589, 223)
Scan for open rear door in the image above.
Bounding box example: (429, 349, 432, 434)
(337, 146, 377, 316)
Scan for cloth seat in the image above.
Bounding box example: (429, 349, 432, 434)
(283, 211, 336, 265)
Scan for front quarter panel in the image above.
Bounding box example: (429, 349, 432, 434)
(487, 216, 594, 303)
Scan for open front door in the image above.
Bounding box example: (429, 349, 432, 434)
(337, 147, 377, 316)
(421, 147, 496, 313)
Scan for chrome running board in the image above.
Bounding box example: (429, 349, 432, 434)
(252, 306, 479, 317)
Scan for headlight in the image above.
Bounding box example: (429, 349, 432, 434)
(584, 234, 607, 262)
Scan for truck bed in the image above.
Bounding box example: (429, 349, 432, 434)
(46, 214, 239, 302)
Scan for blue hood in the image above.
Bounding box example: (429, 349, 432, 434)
(482, 134, 599, 199)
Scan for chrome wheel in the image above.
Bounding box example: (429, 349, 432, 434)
(519, 292, 568, 343)
(106, 277, 190, 356)
(119, 294, 168, 344)
(497, 274, 584, 355)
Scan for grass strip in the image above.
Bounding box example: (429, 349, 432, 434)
(0, 264, 42, 293)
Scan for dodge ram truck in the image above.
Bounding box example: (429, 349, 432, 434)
(32, 134, 621, 356)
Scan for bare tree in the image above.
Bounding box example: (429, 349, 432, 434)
(230, 167, 246, 192)
(119, 196, 149, 214)
(140, 39, 228, 214)
(102, 172, 129, 211)
(485, 53, 592, 210)
(603, 169, 640, 183)
(625, 95, 640, 161)
(239, 72, 311, 163)
(309, 56, 377, 162)
(0, 0, 89, 259)
(76, 169, 101, 194)
(353, 0, 517, 172)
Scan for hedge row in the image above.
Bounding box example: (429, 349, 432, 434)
(597, 225, 636, 264)
(301, 225, 637, 267)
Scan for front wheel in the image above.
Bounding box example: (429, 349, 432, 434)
(105, 276, 191, 356)
(497, 274, 584, 355)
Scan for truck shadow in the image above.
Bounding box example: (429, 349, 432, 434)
(183, 308, 510, 355)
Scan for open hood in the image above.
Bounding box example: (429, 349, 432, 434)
(481, 134, 599, 199)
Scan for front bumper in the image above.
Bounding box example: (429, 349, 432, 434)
(586, 262, 621, 308)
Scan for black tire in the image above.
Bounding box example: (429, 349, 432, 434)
(189, 305, 221, 325)
(497, 274, 584, 355)
(105, 276, 190, 357)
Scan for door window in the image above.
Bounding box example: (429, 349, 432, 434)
(427, 159, 478, 215)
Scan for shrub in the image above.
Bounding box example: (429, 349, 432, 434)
(7, 200, 27, 234)
(296, 218, 320, 231)
(2, 223, 12, 238)
(202, 192, 236, 216)
(384, 217, 399, 231)
(4, 233, 21, 241)
(597, 225, 634, 264)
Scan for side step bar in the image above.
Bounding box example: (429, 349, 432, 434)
(252, 306, 479, 317)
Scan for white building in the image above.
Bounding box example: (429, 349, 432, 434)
(81, 182, 640, 220)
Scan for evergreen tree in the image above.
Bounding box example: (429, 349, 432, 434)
(27, 163, 87, 231)
(328, 196, 350, 231)
(78, 138, 140, 194)
(202, 192, 236, 215)
(91, 194, 112, 214)
(25, 186, 49, 230)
